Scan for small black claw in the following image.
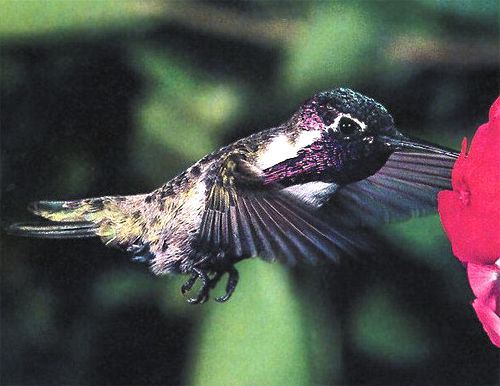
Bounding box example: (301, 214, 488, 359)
(209, 271, 224, 289)
(187, 291, 209, 304)
(185, 267, 210, 304)
(215, 267, 239, 303)
(181, 266, 240, 304)
(181, 273, 198, 295)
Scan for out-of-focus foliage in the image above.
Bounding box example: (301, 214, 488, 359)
(284, 3, 378, 90)
(0, 0, 160, 38)
(129, 46, 243, 183)
(420, 0, 498, 20)
(350, 285, 431, 364)
(1, 1, 498, 385)
(189, 262, 311, 386)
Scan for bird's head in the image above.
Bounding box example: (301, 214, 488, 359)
(296, 87, 457, 154)
(295, 88, 400, 151)
(281, 88, 457, 184)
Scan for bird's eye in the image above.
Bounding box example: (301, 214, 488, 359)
(338, 117, 361, 136)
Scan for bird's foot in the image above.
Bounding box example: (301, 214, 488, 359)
(181, 266, 240, 304)
(182, 267, 210, 304)
(180, 272, 198, 295)
(214, 266, 239, 303)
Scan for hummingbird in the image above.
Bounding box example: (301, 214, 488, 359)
(8, 88, 459, 304)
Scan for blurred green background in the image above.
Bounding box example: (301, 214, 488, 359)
(1, 1, 499, 385)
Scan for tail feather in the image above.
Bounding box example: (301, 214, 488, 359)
(8, 198, 107, 239)
(28, 198, 104, 222)
(9, 196, 146, 246)
(7, 221, 98, 239)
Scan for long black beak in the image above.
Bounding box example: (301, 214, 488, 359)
(379, 134, 459, 159)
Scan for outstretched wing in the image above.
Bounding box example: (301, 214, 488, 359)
(197, 153, 370, 265)
(327, 151, 457, 226)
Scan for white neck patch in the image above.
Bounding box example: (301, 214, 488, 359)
(256, 130, 322, 169)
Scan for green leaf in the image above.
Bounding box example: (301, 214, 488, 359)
(188, 261, 311, 386)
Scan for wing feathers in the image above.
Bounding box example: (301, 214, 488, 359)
(198, 154, 370, 264)
(235, 197, 258, 257)
(253, 199, 299, 264)
(328, 150, 457, 226)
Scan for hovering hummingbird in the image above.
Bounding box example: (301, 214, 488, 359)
(9, 88, 458, 304)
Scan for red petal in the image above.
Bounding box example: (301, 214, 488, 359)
(467, 262, 499, 309)
(472, 298, 500, 348)
(466, 121, 500, 197)
(489, 96, 500, 121)
(438, 190, 500, 264)
(450, 138, 467, 192)
(438, 97, 500, 264)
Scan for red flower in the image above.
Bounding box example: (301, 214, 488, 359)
(468, 261, 500, 347)
(438, 97, 500, 264)
(438, 97, 500, 348)
(472, 299, 500, 348)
